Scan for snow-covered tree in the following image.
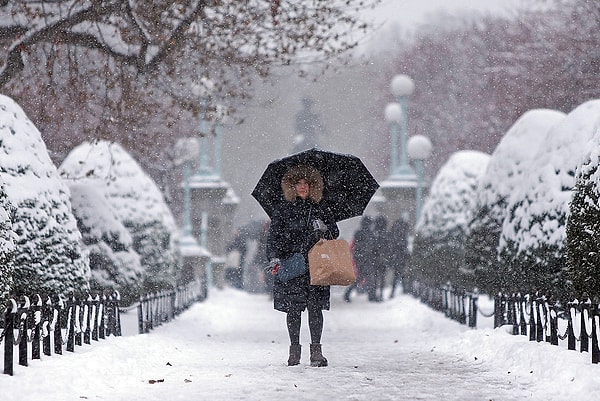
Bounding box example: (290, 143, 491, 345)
(382, 1, 600, 181)
(566, 145, 600, 300)
(498, 99, 600, 300)
(0, 1, 378, 172)
(409, 150, 489, 289)
(0, 185, 15, 301)
(464, 109, 566, 294)
(60, 140, 181, 293)
(68, 183, 143, 306)
(0, 1, 375, 88)
(0, 94, 89, 295)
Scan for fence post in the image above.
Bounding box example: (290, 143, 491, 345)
(66, 293, 76, 352)
(105, 292, 114, 336)
(529, 295, 536, 342)
(74, 295, 82, 347)
(591, 303, 600, 364)
(508, 294, 519, 335)
(105, 290, 121, 336)
(91, 293, 99, 342)
(53, 295, 63, 355)
(115, 291, 122, 337)
(518, 294, 527, 336)
(42, 295, 52, 356)
(468, 291, 478, 328)
(493, 293, 502, 328)
(99, 292, 106, 339)
(535, 295, 544, 343)
(32, 294, 42, 360)
(442, 285, 449, 315)
(581, 298, 590, 353)
(84, 293, 91, 344)
(148, 293, 155, 332)
(549, 301, 559, 346)
(567, 301, 577, 351)
(543, 299, 551, 343)
(3, 299, 17, 376)
(17, 295, 30, 367)
(459, 291, 467, 324)
(138, 296, 145, 334)
(170, 290, 176, 322)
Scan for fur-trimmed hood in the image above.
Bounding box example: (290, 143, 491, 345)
(281, 165, 323, 203)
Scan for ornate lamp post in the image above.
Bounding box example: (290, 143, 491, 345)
(384, 102, 402, 176)
(377, 75, 418, 226)
(407, 135, 433, 224)
(188, 78, 238, 290)
(191, 79, 215, 178)
(175, 137, 211, 295)
(390, 74, 415, 177)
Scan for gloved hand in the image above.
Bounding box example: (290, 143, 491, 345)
(312, 219, 327, 232)
(265, 258, 280, 274)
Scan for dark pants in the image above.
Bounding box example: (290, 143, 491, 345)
(286, 308, 324, 345)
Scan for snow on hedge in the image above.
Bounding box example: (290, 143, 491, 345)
(0, 94, 89, 295)
(59, 140, 180, 292)
(566, 144, 600, 299)
(463, 109, 566, 292)
(498, 99, 600, 297)
(500, 100, 600, 255)
(410, 150, 489, 288)
(417, 150, 490, 237)
(68, 182, 143, 304)
(475, 109, 566, 223)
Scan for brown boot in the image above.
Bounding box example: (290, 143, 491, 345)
(288, 344, 301, 366)
(310, 343, 328, 367)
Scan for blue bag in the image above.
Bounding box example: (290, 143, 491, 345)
(277, 253, 307, 282)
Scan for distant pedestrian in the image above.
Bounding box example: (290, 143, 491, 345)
(368, 215, 389, 302)
(225, 230, 247, 289)
(344, 216, 373, 302)
(388, 214, 410, 298)
(254, 221, 272, 296)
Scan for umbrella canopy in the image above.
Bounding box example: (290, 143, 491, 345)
(251, 148, 379, 222)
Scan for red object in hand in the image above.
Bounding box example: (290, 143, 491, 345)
(272, 264, 280, 276)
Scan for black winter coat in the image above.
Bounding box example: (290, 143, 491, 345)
(266, 197, 339, 313)
(353, 225, 374, 273)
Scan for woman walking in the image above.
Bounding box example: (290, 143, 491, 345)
(266, 164, 339, 367)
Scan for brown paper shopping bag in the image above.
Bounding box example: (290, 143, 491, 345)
(308, 239, 356, 286)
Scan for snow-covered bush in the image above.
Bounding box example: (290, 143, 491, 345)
(60, 140, 181, 294)
(498, 99, 600, 300)
(409, 150, 489, 289)
(566, 146, 600, 300)
(0, 94, 89, 295)
(0, 186, 15, 300)
(69, 183, 143, 305)
(464, 109, 565, 294)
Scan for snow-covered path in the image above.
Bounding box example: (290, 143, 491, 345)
(3, 287, 599, 401)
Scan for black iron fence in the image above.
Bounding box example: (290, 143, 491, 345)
(405, 281, 479, 328)
(406, 280, 600, 364)
(0, 279, 206, 376)
(492, 293, 600, 363)
(137, 280, 206, 334)
(1, 290, 121, 376)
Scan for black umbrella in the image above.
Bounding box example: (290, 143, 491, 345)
(251, 148, 379, 222)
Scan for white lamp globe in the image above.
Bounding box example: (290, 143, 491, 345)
(384, 102, 403, 123)
(407, 135, 433, 160)
(391, 74, 415, 97)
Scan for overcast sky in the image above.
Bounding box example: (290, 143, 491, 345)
(366, 0, 525, 27)
(359, 0, 526, 53)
